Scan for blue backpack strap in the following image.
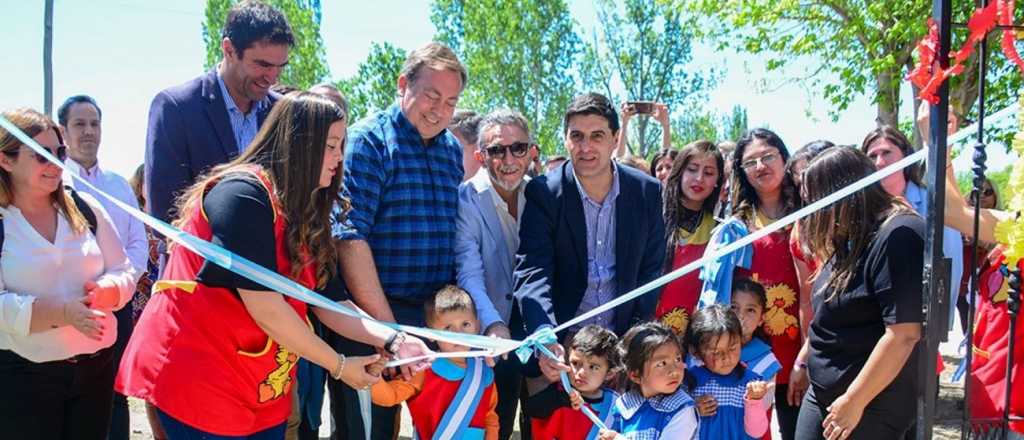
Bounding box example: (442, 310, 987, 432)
(432, 357, 489, 440)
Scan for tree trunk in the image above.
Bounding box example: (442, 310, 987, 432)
(636, 116, 651, 157)
(875, 70, 900, 128)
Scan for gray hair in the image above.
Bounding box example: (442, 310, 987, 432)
(449, 110, 481, 144)
(476, 108, 533, 148)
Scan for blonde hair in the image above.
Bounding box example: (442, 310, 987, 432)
(0, 108, 89, 234)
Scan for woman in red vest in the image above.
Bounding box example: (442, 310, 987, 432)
(117, 92, 429, 438)
(729, 128, 804, 439)
(655, 140, 723, 335)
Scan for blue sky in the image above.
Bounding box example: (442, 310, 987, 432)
(2, 0, 1011, 178)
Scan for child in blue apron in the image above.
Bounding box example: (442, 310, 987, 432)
(687, 304, 771, 440)
(599, 321, 699, 439)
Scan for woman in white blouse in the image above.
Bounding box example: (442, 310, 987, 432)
(0, 108, 137, 439)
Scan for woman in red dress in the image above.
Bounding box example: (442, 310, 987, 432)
(655, 140, 723, 335)
(729, 128, 805, 440)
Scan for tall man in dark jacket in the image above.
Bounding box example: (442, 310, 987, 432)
(145, 0, 291, 225)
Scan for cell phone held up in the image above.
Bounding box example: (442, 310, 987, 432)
(628, 101, 655, 114)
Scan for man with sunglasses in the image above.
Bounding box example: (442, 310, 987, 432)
(58, 95, 148, 440)
(454, 109, 538, 439)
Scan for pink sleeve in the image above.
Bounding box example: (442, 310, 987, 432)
(744, 396, 770, 438)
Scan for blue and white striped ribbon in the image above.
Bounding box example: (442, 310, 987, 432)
(0, 115, 520, 358)
(0, 114, 940, 378)
(550, 146, 929, 335)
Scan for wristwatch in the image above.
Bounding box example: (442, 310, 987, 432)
(385, 331, 406, 355)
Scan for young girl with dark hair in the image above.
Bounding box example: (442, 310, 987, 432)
(655, 140, 723, 335)
(599, 321, 699, 440)
(117, 93, 430, 437)
(731, 278, 781, 383)
(687, 304, 771, 440)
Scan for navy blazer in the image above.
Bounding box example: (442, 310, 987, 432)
(514, 161, 666, 339)
(144, 70, 278, 223)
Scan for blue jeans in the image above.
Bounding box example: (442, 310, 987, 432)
(156, 408, 286, 440)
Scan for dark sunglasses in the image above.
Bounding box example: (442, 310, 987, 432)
(484, 142, 531, 159)
(982, 187, 995, 196)
(3, 145, 67, 164)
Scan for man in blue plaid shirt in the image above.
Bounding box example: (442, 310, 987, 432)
(328, 42, 468, 440)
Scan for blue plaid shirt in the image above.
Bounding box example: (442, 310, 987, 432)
(333, 104, 462, 302)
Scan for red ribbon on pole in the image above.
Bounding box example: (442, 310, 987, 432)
(910, 0, 1024, 104)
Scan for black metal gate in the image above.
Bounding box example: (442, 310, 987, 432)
(925, 1, 1021, 438)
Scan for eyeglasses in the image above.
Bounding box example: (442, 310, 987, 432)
(740, 152, 779, 170)
(484, 142, 531, 159)
(982, 187, 995, 197)
(3, 145, 67, 164)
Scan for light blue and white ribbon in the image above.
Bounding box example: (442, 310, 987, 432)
(0, 115, 520, 357)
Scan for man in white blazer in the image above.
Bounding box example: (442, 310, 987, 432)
(455, 109, 538, 440)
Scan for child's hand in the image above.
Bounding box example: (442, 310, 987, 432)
(597, 429, 622, 440)
(568, 390, 583, 410)
(365, 355, 387, 377)
(746, 380, 770, 400)
(695, 394, 718, 417)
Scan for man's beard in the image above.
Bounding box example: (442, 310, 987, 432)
(489, 165, 523, 192)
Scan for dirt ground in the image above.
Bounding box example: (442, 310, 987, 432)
(127, 353, 970, 439)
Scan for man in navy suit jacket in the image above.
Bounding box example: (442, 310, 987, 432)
(145, 1, 292, 224)
(514, 93, 666, 379)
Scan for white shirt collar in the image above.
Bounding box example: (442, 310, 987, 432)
(64, 158, 101, 178)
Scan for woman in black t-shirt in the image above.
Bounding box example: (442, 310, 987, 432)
(791, 147, 924, 440)
(118, 92, 433, 437)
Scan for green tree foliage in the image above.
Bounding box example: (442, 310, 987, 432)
(722, 105, 749, 142)
(336, 42, 406, 122)
(957, 167, 1011, 210)
(431, 0, 582, 156)
(680, 0, 1021, 142)
(581, 0, 719, 157)
(203, 0, 330, 89)
(670, 105, 749, 147)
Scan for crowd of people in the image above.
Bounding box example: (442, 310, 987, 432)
(0, 1, 1017, 440)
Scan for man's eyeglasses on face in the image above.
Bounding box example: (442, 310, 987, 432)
(485, 142, 531, 159)
(3, 145, 67, 164)
(740, 152, 779, 171)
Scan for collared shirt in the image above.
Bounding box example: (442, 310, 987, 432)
(333, 104, 462, 304)
(573, 164, 620, 330)
(486, 174, 528, 265)
(904, 182, 964, 328)
(63, 159, 149, 274)
(0, 194, 136, 362)
(217, 72, 267, 153)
